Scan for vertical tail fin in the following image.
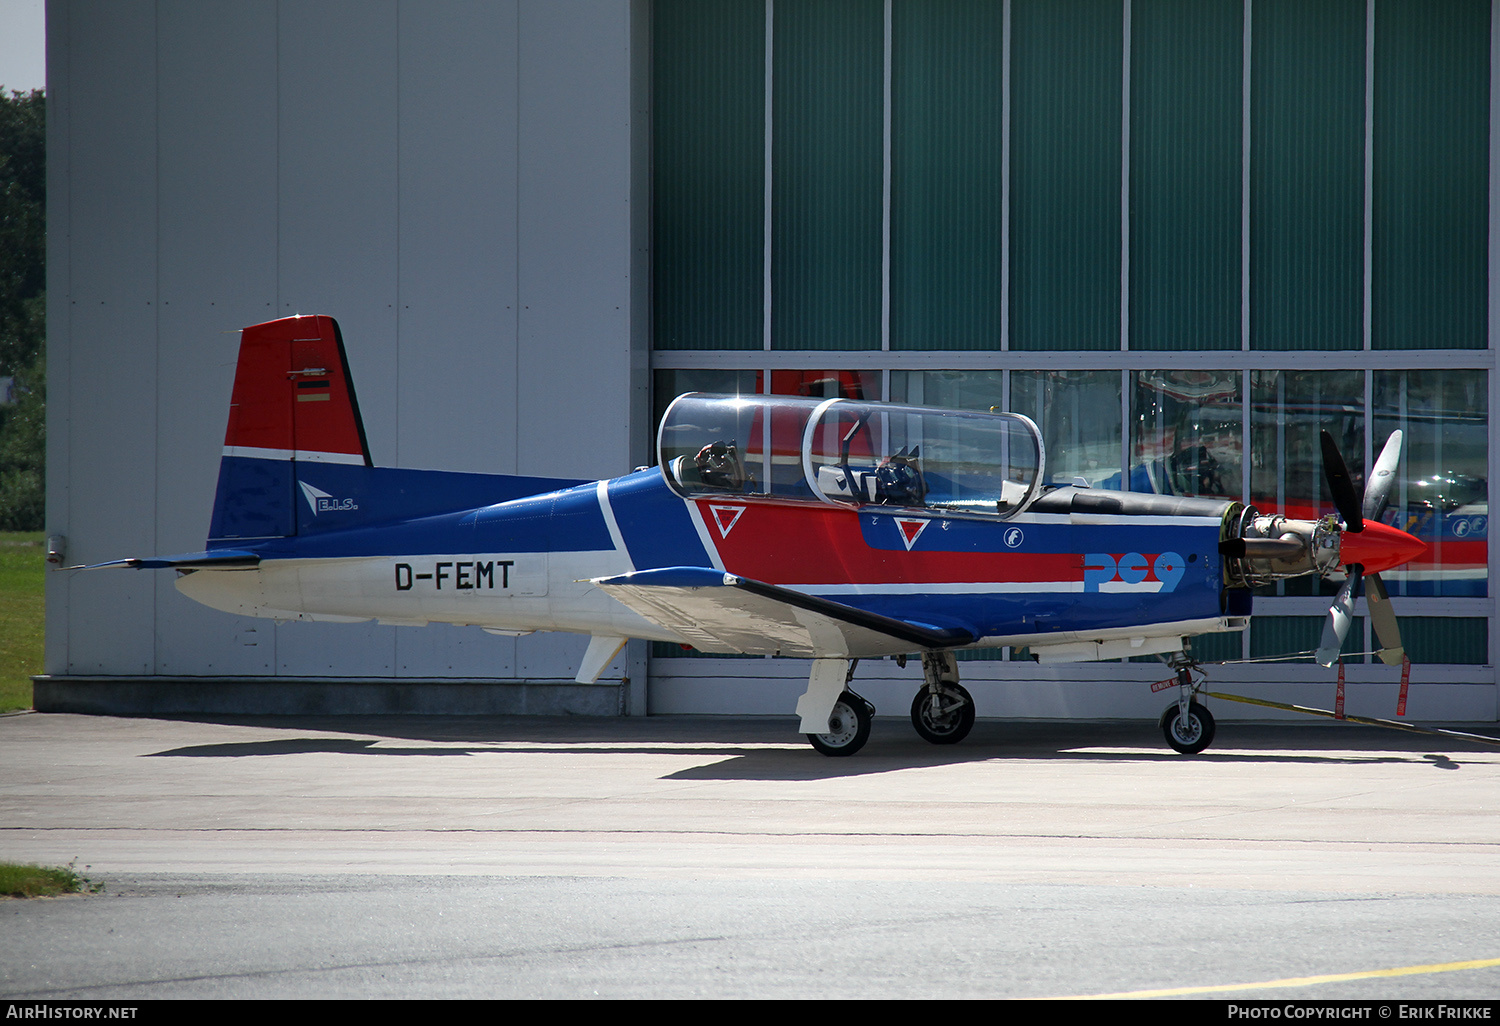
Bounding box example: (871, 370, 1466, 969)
(208, 316, 371, 542)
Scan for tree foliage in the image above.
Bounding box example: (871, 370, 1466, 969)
(0, 89, 45, 530)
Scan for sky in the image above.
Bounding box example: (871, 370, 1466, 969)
(0, 0, 46, 94)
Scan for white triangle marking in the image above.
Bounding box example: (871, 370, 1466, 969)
(710, 505, 746, 537)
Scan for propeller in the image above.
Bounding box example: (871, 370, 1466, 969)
(1315, 430, 1417, 668)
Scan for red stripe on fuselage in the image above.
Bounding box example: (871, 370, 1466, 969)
(693, 500, 1079, 586)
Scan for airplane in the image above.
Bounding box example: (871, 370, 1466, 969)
(74, 315, 1429, 757)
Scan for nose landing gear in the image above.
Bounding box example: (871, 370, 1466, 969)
(1160, 666, 1216, 755)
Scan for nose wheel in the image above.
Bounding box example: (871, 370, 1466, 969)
(1160, 699, 1215, 755)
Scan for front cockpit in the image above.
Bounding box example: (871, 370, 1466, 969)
(658, 393, 1046, 519)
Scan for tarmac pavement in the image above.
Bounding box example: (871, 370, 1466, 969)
(2, 711, 1500, 999)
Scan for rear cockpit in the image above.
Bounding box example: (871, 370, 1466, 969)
(658, 393, 1045, 519)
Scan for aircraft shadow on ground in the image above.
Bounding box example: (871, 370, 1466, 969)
(141, 717, 1495, 781)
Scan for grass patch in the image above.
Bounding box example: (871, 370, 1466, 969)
(0, 860, 102, 898)
(0, 531, 44, 711)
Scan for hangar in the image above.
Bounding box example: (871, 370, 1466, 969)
(41, 0, 1499, 724)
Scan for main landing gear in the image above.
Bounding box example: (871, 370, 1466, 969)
(911, 651, 975, 745)
(802, 652, 978, 756)
(803, 653, 1218, 756)
(807, 690, 875, 756)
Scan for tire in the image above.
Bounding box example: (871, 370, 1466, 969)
(1160, 700, 1216, 755)
(807, 691, 872, 756)
(910, 683, 976, 745)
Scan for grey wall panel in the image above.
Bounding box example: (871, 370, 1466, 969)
(276, 1, 400, 463)
(58, 0, 159, 674)
(273, 2, 402, 678)
(152, 1, 281, 675)
(517, 630, 598, 680)
(397, 623, 515, 680)
(395, 0, 520, 476)
(49, 0, 643, 684)
(43, 0, 71, 675)
(516, 2, 635, 482)
(392, 0, 520, 680)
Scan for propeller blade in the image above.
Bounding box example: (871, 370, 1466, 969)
(1320, 430, 1363, 532)
(1364, 572, 1405, 667)
(1316, 566, 1361, 667)
(1363, 430, 1403, 524)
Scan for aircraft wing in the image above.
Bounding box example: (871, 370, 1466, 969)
(593, 567, 975, 658)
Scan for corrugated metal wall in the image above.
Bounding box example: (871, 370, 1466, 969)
(1373, 0, 1490, 350)
(772, 0, 884, 351)
(1129, 0, 1242, 351)
(889, 0, 1007, 351)
(1008, 0, 1122, 352)
(652, 0, 765, 351)
(653, 0, 1491, 357)
(1249, 0, 1365, 351)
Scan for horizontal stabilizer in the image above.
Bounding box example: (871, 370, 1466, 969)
(593, 567, 974, 658)
(69, 550, 261, 571)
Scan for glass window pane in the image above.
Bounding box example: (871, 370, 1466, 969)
(1129, 370, 1242, 498)
(653, 368, 760, 444)
(768, 369, 880, 401)
(889, 369, 1004, 411)
(1373, 370, 1488, 597)
(1010, 370, 1123, 488)
(1248, 369, 1363, 597)
(767, 370, 880, 494)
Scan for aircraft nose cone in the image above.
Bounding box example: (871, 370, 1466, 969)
(1338, 519, 1428, 574)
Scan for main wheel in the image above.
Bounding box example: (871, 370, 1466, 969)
(807, 691, 873, 757)
(1160, 700, 1216, 755)
(910, 683, 975, 745)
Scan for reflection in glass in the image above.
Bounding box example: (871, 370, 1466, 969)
(1010, 370, 1122, 487)
(1249, 370, 1363, 596)
(1374, 370, 1488, 597)
(769, 369, 880, 401)
(889, 369, 1005, 412)
(1129, 370, 1242, 498)
(652, 369, 758, 443)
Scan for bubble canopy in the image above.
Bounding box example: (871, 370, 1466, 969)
(658, 393, 1045, 519)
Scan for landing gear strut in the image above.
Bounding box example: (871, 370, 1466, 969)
(910, 651, 976, 745)
(1159, 666, 1215, 755)
(804, 659, 875, 756)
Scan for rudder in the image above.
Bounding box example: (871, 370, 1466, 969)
(208, 315, 371, 542)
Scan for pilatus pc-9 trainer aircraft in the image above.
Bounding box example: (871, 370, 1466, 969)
(81, 316, 1427, 756)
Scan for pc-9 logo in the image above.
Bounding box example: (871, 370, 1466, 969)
(1083, 552, 1186, 593)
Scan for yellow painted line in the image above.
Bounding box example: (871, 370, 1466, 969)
(1050, 956, 1500, 1000)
